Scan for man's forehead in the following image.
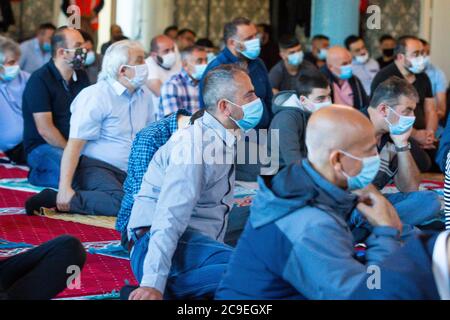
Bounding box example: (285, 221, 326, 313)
(237, 24, 256, 36)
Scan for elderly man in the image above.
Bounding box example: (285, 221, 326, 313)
(372, 36, 438, 172)
(25, 40, 154, 217)
(22, 27, 90, 189)
(0, 36, 30, 164)
(216, 106, 450, 300)
(126, 64, 263, 300)
(145, 35, 182, 114)
(159, 46, 207, 118)
(320, 46, 368, 110)
(19, 23, 56, 74)
(345, 35, 380, 95)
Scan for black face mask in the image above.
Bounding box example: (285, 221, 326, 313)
(383, 48, 395, 58)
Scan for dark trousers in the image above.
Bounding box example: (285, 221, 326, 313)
(70, 156, 127, 216)
(4, 143, 26, 165)
(0, 236, 86, 300)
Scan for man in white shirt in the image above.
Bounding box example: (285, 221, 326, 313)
(145, 35, 182, 116)
(26, 40, 154, 217)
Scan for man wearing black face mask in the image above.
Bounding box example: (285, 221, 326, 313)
(376, 34, 396, 69)
(22, 27, 90, 189)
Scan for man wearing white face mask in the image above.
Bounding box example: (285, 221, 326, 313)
(146, 35, 182, 117)
(0, 36, 29, 165)
(269, 71, 331, 167)
(25, 40, 155, 217)
(159, 45, 207, 118)
(372, 36, 438, 173)
(345, 35, 380, 96)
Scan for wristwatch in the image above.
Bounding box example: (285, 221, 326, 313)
(394, 142, 411, 153)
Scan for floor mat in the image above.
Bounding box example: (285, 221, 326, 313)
(39, 208, 117, 230)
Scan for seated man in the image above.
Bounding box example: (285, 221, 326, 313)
(304, 34, 330, 69)
(321, 46, 368, 110)
(376, 34, 396, 69)
(269, 71, 331, 167)
(22, 27, 90, 189)
(0, 235, 86, 300)
(216, 106, 450, 300)
(26, 40, 154, 217)
(159, 45, 207, 118)
(436, 115, 450, 230)
(269, 35, 316, 94)
(176, 28, 196, 51)
(0, 36, 30, 164)
(345, 35, 380, 95)
(126, 64, 262, 300)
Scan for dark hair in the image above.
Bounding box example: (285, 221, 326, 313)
(79, 29, 94, 46)
(312, 34, 329, 42)
(257, 23, 272, 35)
(180, 45, 205, 60)
(370, 76, 419, 108)
(278, 34, 300, 50)
(178, 28, 196, 38)
(164, 25, 178, 35)
(196, 38, 214, 48)
(419, 38, 429, 46)
(379, 34, 395, 43)
(223, 17, 251, 43)
(294, 71, 330, 97)
(344, 35, 363, 50)
(395, 35, 419, 57)
(51, 26, 69, 58)
(38, 23, 57, 32)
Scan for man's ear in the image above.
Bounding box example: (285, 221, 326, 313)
(329, 150, 343, 173)
(378, 103, 389, 117)
(218, 99, 231, 116)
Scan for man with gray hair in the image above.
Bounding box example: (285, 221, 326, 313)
(25, 40, 154, 217)
(0, 36, 30, 164)
(126, 64, 264, 300)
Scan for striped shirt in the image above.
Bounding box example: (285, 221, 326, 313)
(444, 152, 450, 230)
(159, 69, 200, 120)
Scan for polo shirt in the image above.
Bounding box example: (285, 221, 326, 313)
(269, 59, 317, 92)
(371, 62, 433, 130)
(22, 59, 90, 155)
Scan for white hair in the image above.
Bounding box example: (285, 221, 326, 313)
(0, 36, 20, 65)
(99, 40, 145, 80)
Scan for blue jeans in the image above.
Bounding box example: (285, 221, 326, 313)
(130, 230, 233, 299)
(27, 144, 64, 189)
(351, 191, 442, 229)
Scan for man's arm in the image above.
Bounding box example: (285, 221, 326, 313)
(33, 112, 68, 149)
(56, 139, 86, 212)
(146, 79, 163, 97)
(424, 97, 439, 133)
(436, 92, 447, 120)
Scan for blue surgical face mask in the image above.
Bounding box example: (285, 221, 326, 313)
(191, 63, 207, 80)
(207, 52, 217, 63)
(339, 64, 353, 80)
(84, 51, 96, 66)
(237, 38, 261, 60)
(407, 56, 426, 74)
(287, 51, 304, 66)
(42, 42, 52, 53)
(227, 98, 264, 132)
(0, 65, 20, 82)
(317, 48, 328, 60)
(340, 150, 381, 191)
(385, 107, 416, 135)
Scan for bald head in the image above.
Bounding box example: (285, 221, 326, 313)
(306, 105, 376, 166)
(326, 46, 352, 78)
(150, 35, 175, 55)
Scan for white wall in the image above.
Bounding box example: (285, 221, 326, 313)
(429, 0, 450, 81)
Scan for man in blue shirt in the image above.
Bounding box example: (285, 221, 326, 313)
(19, 23, 56, 74)
(0, 36, 30, 164)
(22, 27, 90, 191)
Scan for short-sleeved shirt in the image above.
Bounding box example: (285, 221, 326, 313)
(69, 79, 155, 172)
(426, 63, 448, 96)
(19, 38, 52, 74)
(351, 58, 380, 95)
(0, 71, 30, 151)
(22, 59, 90, 155)
(371, 62, 433, 130)
(269, 60, 317, 92)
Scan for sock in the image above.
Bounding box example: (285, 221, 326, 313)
(25, 189, 57, 216)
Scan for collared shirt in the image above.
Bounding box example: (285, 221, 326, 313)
(426, 63, 448, 96)
(351, 58, 380, 95)
(333, 81, 354, 107)
(69, 79, 155, 172)
(0, 71, 30, 151)
(22, 59, 90, 155)
(159, 69, 200, 119)
(19, 38, 52, 74)
(199, 47, 273, 129)
(116, 109, 191, 232)
(127, 111, 236, 293)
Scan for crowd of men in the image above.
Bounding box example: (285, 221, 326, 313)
(0, 16, 450, 300)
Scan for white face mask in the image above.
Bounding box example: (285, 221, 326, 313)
(123, 64, 149, 89)
(355, 53, 369, 64)
(301, 96, 332, 113)
(159, 52, 177, 69)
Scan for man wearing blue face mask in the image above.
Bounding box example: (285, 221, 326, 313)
(0, 36, 30, 165)
(320, 46, 368, 110)
(19, 23, 56, 74)
(269, 35, 317, 94)
(25, 40, 155, 217)
(160, 46, 207, 118)
(199, 17, 273, 130)
(351, 77, 442, 241)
